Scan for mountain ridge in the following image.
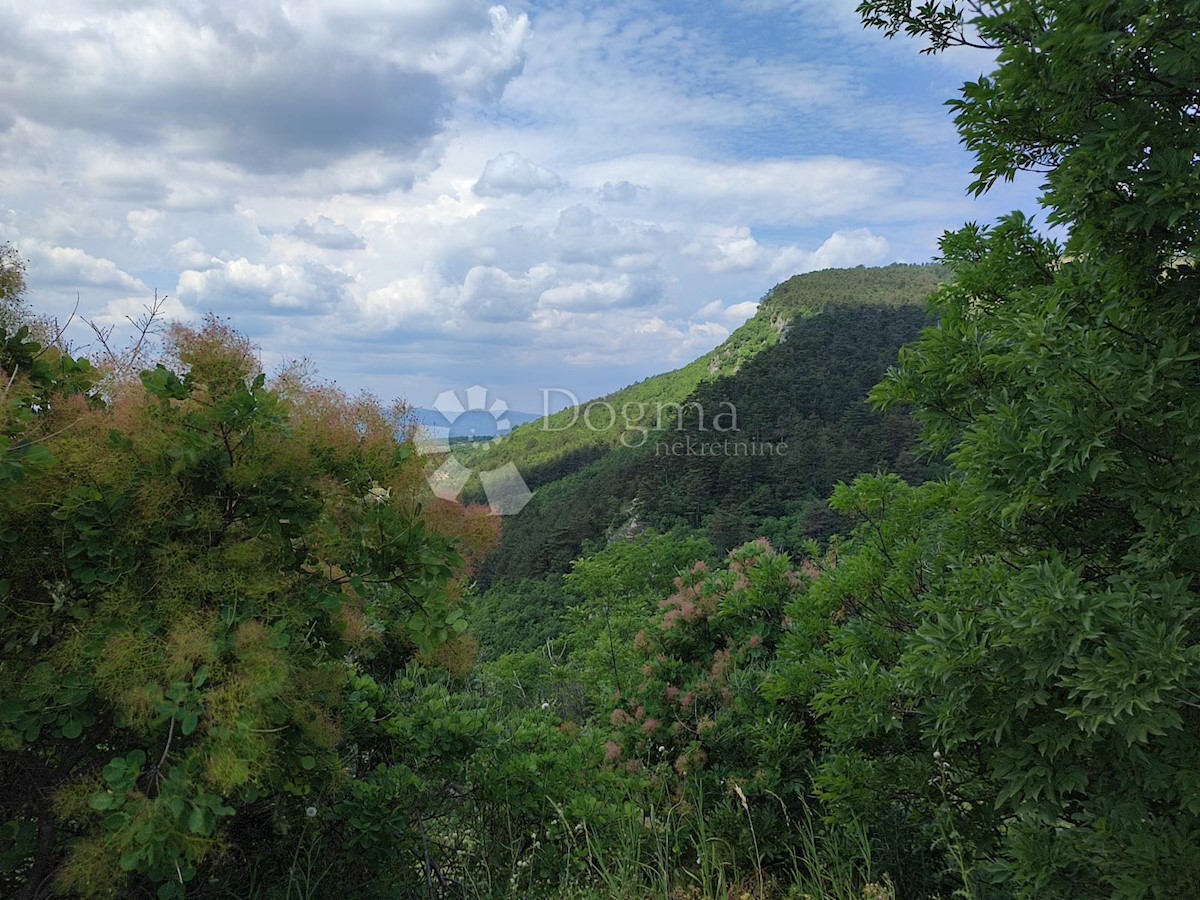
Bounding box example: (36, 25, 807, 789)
(459, 263, 947, 585)
(457, 262, 944, 491)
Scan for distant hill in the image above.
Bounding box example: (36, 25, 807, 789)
(456, 263, 943, 488)
(443, 264, 947, 584)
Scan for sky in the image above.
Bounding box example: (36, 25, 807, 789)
(0, 0, 1042, 414)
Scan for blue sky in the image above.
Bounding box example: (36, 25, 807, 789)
(0, 0, 1041, 413)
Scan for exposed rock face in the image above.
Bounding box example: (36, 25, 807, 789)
(771, 313, 791, 343)
(606, 499, 645, 545)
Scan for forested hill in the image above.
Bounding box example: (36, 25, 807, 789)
(472, 263, 946, 586)
(459, 263, 944, 491)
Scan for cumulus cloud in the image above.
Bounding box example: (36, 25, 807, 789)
(697, 299, 760, 323)
(292, 216, 366, 251)
(170, 238, 215, 270)
(808, 228, 891, 268)
(3, 0, 1037, 409)
(551, 205, 667, 270)
(598, 180, 648, 203)
(459, 265, 543, 322)
(357, 262, 550, 333)
(538, 273, 660, 312)
(769, 228, 891, 274)
(21, 242, 147, 293)
(0, 0, 528, 175)
(685, 227, 769, 273)
(474, 152, 565, 197)
(125, 209, 163, 245)
(177, 258, 351, 315)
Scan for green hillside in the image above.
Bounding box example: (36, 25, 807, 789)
(471, 264, 946, 588)
(458, 263, 943, 491)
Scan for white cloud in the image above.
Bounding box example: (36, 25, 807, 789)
(292, 216, 366, 251)
(459, 265, 542, 321)
(697, 299, 760, 323)
(126, 209, 163, 244)
(93, 292, 193, 329)
(2, 0, 1041, 407)
(538, 274, 658, 312)
(575, 155, 904, 226)
(598, 181, 647, 204)
(359, 266, 447, 329)
(551, 205, 668, 270)
(170, 238, 215, 270)
(21, 242, 147, 293)
(686, 227, 769, 273)
(474, 152, 565, 197)
(0, 0, 528, 175)
(769, 228, 891, 274)
(177, 258, 351, 314)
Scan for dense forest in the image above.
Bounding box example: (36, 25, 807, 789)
(3, 1, 1199, 898)
(473, 265, 943, 584)
(469, 267, 944, 663)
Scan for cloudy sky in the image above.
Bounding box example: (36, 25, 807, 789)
(0, 0, 1040, 413)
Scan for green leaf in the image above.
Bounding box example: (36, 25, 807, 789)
(187, 805, 210, 836)
(89, 791, 114, 811)
(180, 711, 199, 736)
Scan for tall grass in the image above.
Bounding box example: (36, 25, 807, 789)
(547, 784, 890, 900)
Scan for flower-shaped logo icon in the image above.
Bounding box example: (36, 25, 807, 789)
(415, 385, 533, 516)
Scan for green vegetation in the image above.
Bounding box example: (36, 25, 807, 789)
(478, 292, 940, 587)
(0, 316, 507, 898)
(458, 264, 942, 493)
(3, 0, 1198, 897)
